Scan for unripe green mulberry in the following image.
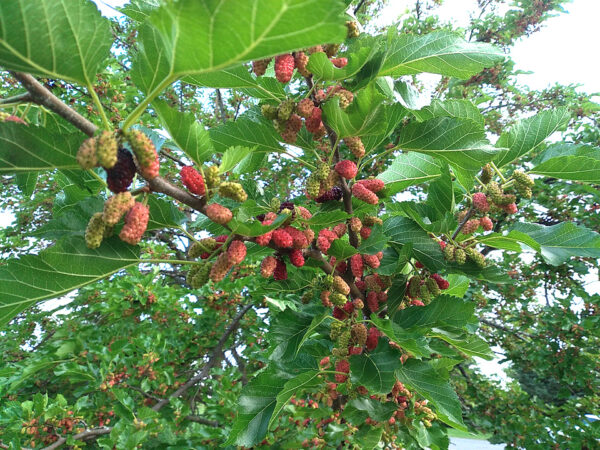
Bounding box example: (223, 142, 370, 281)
(85, 212, 105, 249)
(261, 104, 278, 120)
(332, 347, 349, 358)
(219, 181, 248, 202)
(317, 162, 331, 181)
(454, 247, 467, 265)
(186, 264, 201, 286)
(346, 20, 360, 38)
(330, 292, 347, 307)
(516, 184, 532, 199)
(443, 245, 455, 262)
(513, 169, 534, 187)
(103, 192, 135, 226)
(419, 284, 431, 304)
(426, 277, 441, 297)
(486, 181, 504, 205)
(77, 137, 98, 170)
(324, 274, 334, 288)
(96, 131, 118, 169)
(126, 130, 159, 179)
(363, 216, 383, 227)
(466, 248, 486, 268)
(324, 43, 340, 57)
(205, 165, 220, 189)
(351, 323, 367, 347)
(190, 262, 212, 288)
(189, 238, 217, 258)
(277, 99, 295, 122)
(330, 321, 344, 340)
(408, 275, 421, 298)
(480, 164, 493, 185)
(306, 174, 321, 198)
(270, 197, 281, 212)
(338, 330, 351, 349)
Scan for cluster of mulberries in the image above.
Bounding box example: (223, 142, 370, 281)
(443, 243, 486, 268)
(77, 131, 119, 170)
(352, 178, 384, 205)
(406, 272, 449, 306)
(262, 98, 325, 143)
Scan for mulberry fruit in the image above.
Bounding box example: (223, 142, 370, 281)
(334, 89, 354, 109)
(305, 107, 323, 134)
(480, 216, 494, 231)
(274, 54, 295, 83)
(189, 238, 217, 258)
(297, 98, 315, 119)
(296, 206, 312, 220)
(260, 256, 277, 278)
(466, 248, 486, 268)
(324, 44, 340, 58)
(204, 165, 221, 188)
(351, 323, 367, 347)
(344, 136, 365, 158)
(206, 203, 233, 225)
(289, 249, 305, 267)
(106, 148, 137, 193)
(356, 179, 385, 193)
(502, 203, 518, 214)
(119, 202, 149, 245)
(85, 212, 105, 249)
(77, 137, 98, 170)
(346, 20, 360, 38)
(210, 253, 232, 282)
(190, 262, 211, 288)
(454, 247, 467, 265)
(331, 57, 348, 68)
(363, 253, 380, 269)
(472, 192, 490, 212)
(332, 223, 347, 238)
(430, 273, 449, 290)
(96, 131, 118, 169)
(366, 291, 379, 312)
(335, 160, 358, 179)
(294, 51, 310, 77)
(321, 290, 333, 308)
(332, 275, 350, 296)
(513, 169, 534, 187)
(408, 276, 421, 298)
(316, 161, 331, 181)
(443, 245, 455, 262)
(360, 226, 372, 240)
(352, 183, 378, 205)
(426, 277, 441, 297)
(366, 328, 380, 351)
(350, 254, 364, 278)
(335, 360, 350, 383)
(480, 164, 493, 184)
(349, 217, 362, 233)
(273, 257, 288, 281)
(316, 186, 343, 203)
(462, 219, 481, 235)
(103, 192, 134, 226)
(252, 58, 271, 76)
(285, 226, 309, 249)
(330, 292, 347, 307)
(180, 166, 206, 196)
(227, 240, 247, 264)
(126, 130, 159, 179)
(272, 229, 293, 248)
(219, 181, 248, 202)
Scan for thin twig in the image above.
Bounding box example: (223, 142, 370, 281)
(0, 92, 32, 105)
(451, 207, 475, 239)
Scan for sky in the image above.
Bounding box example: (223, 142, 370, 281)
(2, 0, 598, 381)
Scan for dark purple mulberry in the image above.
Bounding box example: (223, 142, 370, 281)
(316, 186, 343, 203)
(106, 148, 136, 193)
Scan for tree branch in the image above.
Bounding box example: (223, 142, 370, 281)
(452, 206, 475, 239)
(0, 92, 32, 105)
(185, 415, 221, 427)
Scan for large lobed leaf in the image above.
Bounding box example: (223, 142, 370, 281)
(0, 237, 140, 328)
(131, 0, 347, 94)
(377, 152, 441, 195)
(0, 0, 113, 84)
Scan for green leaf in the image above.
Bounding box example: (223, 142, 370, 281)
(219, 146, 255, 174)
(413, 99, 485, 128)
(383, 216, 445, 271)
(396, 359, 466, 430)
(270, 309, 317, 361)
(209, 112, 283, 154)
(295, 313, 329, 357)
(153, 99, 214, 166)
(268, 370, 321, 428)
(493, 108, 570, 167)
(0, 237, 140, 329)
(477, 230, 540, 252)
(119, 0, 160, 21)
(512, 222, 600, 265)
(393, 296, 474, 330)
(308, 210, 350, 227)
(355, 426, 384, 450)
(379, 31, 503, 79)
(322, 83, 387, 138)
(147, 196, 187, 230)
(306, 35, 381, 81)
(16, 172, 38, 198)
(343, 398, 397, 424)
(397, 117, 498, 172)
(0, 123, 83, 173)
(350, 344, 402, 394)
(358, 225, 388, 255)
(370, 317, 432, 358)
(426, 164, 454, 221)
(328, 239, 358, 260)
(376, 247, 401, 277)
(0, 0, 113, 84)
(429, 326, 493, 360)
(443, 274, 470, 298)
(530, 155, 600, 183)
(362, 103, 408, 153)
(226, 371, 285, 447)
(532, 142, 600, 164)
(377, 152, 441, 195)
(131, 0, 347, 94)
(386, 274, 408, 315)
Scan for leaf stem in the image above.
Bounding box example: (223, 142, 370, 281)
(490, 161, 506, 183)
(88, 169, 107, 187)
(87, 83, 112, 130)
(122, 76, 175, 131)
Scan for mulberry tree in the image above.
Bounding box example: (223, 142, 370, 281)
(0, 0, 598, 448)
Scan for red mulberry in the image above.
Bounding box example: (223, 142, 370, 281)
(356, 179, 385, 193)
(261, 256, 277, 278)
(430, 273, 449, 290)
(180, 166, 206, 196)
(272, 229, 293, 248)
(360, 227, 372, 240)
(480, 216, 494, 231)
(331, 57, 348, 68)
(462, 219, 481, 235)
(210, 253, 232, 282)
(297, 98, 315, 119)
(290, 249, 305, 267)
(472, 192, 490, 212)
(335, 160, 358, 180)
(103, 192, 135, 226)
(366, 328, 380, 351)
(252, 58, 271, 76)
(275, 54, 295, 83)
(344, 136, 365, 158)
(273, 257, 288, 280)
(352, 183, 378, 205)
(363, 253, 380, 269)
(335, 360, 350, 383)
(294, 51, 311, 77)
(366, 291, 379, 312)
(350, 254, 364, 278)
(316, 186, 343, 203)
(227, 240, 247, 265)
(206, 203, 233, 225)
(305, 107, 323, 134)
